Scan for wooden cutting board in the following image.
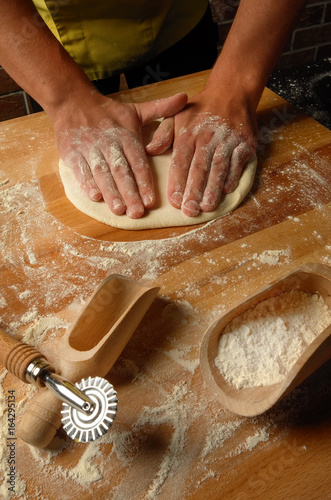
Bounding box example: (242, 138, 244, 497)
(5, 202, 331, 500)
(1, 70, 331, 499)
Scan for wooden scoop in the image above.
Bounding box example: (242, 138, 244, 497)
(18, 274, 159, 447)
(200, 263, 331, 417)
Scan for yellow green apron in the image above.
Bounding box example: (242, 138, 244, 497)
(32, 0, 208, 81)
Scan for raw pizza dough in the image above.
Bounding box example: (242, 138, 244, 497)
(59, 122, 257, 230)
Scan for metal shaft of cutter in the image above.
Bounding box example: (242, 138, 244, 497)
(42, 372, 95, 414)
(26, 359, 95, 415)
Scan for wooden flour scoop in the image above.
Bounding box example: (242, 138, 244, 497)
(3, 275, 159, 448)
(200, 263, 331, 417)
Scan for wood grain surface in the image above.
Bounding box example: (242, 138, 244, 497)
(0, 70, 330, 500)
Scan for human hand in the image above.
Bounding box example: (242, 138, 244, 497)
(53, 91, 187, 218)
(147, 89, 257, 217)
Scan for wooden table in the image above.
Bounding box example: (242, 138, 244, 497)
(0, 70, 330, 499)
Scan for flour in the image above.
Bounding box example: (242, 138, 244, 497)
(253, 249, 290, 266)
(162, 346, 199, 374)
(138, 383, 190, 500)
(216, 291, 331, 389)
(0, 370, 30, 499)
(21, 316, 67, 347)
(244, 427, 270, 451)
(18, 290, 32, 301)
(201, 418, 244, 458)
(67, 443, 103, 485)
(0, 295, 7, 308)
(227, 426, 270, 457)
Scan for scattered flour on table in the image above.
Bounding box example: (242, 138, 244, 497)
(18, 290, 32, 301)
(252, 249, 290, 266)
(201, 419, 244, 458)
(0, 295, 7, 308)
(227, 426, 270, 457)
(242, 427, 270, 451)
(0, 371, 28, 499)
(67, 443, 103, 485)
(136, 383, 190, 500)
(216, 290, 331, 389)
(21, 316, 67, 347)
(1, 174, 331, 496)
(162, 345, 200, 374)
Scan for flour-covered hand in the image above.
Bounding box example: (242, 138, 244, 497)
(54, 92, 187, 219)
(148, 90, 257, 217)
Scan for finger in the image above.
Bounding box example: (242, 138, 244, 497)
(88, 149, 127, 215)
(122, 133, 156, 209)
(103, 143, 145, 219)
(136, 93, 188, 126)
(167, 137, 195, 209)
(146, 117, 174, 155)
(222, 143, 255, 194)
(181, 141, 215, 217)
(200, 146, 229, 212)
(68, 153, 103, 201)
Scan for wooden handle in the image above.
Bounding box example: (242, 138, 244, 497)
(0, 328, 61, 448)
(17, 389, 62, 448)
(0, 327, 43, 382)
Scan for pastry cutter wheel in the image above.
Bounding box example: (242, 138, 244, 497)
(2, 275, 160, 447)
(0, 326, 118, 443)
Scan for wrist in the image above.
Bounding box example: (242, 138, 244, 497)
(205, 57, 265, 114)
(41, 71, 98, 123)
(23, 38, 99, 122)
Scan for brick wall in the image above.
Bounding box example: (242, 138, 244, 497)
(1, 0, 331, 122)
(0, 68, 32, 122)
(210, 0, 331, 67)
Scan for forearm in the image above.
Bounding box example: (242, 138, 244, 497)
(206, 0, 307, 109)
(167, 0, 307, 216)
(0, 0, 95, 119)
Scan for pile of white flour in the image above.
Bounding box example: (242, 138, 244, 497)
(216, 290, 331, 388)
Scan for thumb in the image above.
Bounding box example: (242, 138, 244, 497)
(146, 117, 174, 155)
(135, 92, 187, 126)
